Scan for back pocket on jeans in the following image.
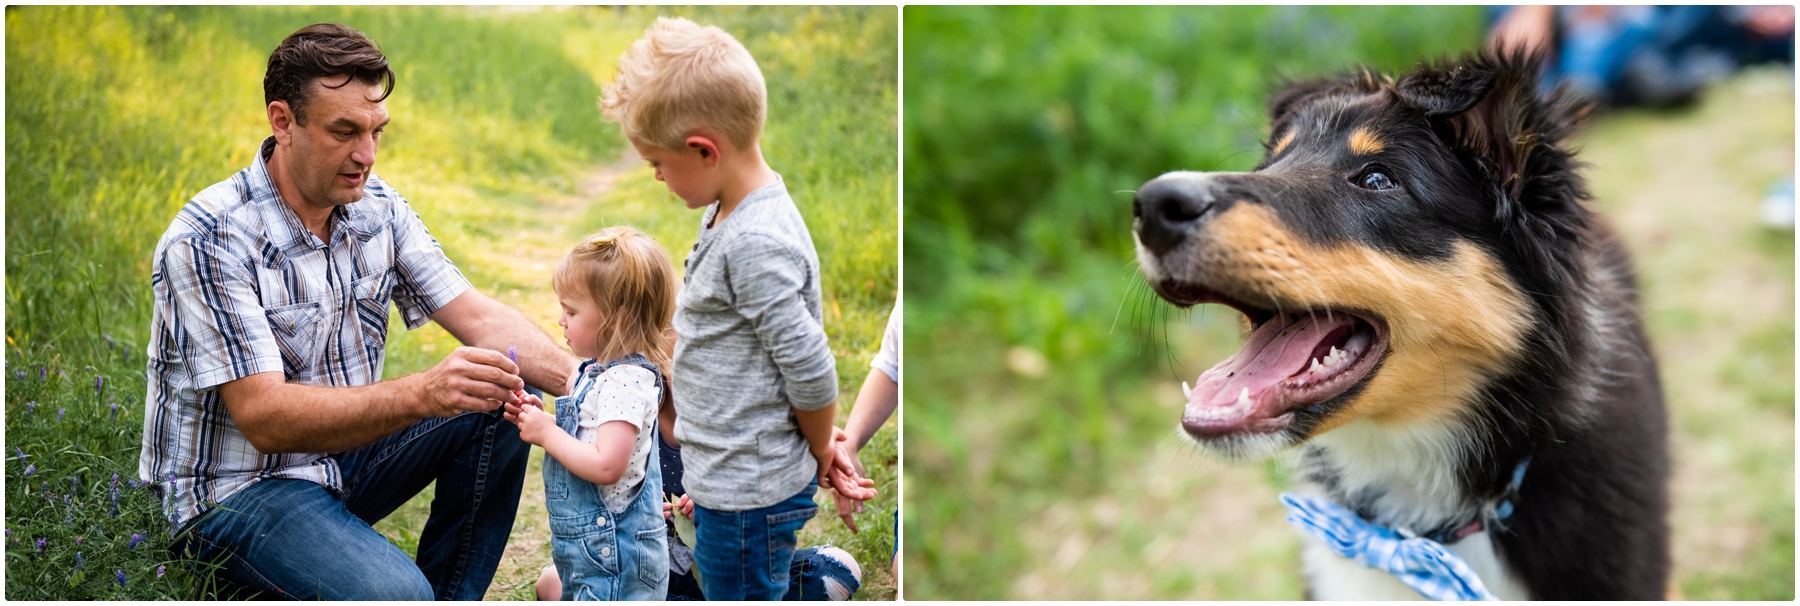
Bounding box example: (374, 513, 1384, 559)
(765, 505, 817, 584)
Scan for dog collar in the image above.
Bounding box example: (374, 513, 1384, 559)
(1280, 458, 1530, 601)
(1422, 458, 1531, 544)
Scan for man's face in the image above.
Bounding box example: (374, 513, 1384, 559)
(630, 135, 718, 209)
(279, 77, 389, 209)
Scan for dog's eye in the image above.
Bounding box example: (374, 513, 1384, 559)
(1357, 170, 1398, 191)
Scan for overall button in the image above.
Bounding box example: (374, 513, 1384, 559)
(596, 517, 607, 527)
(600, 546, 612, 558)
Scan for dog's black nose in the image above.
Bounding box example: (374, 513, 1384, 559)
(1134, 173, 1219, 255)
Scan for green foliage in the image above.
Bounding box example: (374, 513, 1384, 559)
(6, 6, 896, 599)
(3, 357, 197, 600)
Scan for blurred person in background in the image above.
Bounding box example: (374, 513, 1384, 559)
(1489, 5, 1792, 107)
(1489, 6, 1794, 227)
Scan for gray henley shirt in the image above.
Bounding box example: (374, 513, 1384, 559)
(671, 175, 839, 511)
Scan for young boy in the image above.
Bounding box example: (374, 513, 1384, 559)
(599, 17, 876, 600)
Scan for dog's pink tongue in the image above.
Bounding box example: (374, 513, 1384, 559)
(1185, 316, 1338, 428)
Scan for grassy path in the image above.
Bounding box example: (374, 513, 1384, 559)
(5, 7, 896, 600)
(378, 147, 900, 602)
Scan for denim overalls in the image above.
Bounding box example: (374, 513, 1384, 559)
(545, 354, 670, 601)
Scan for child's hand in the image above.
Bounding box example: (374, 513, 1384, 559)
(830, 428, 874, 532)
(503, 393, 554, 446)
(814, 442, 877, 507)
(661, 495, 694, 520)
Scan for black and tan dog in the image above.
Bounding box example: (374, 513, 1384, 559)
(1132, 52, 1669, 600)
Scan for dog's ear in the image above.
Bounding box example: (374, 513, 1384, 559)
(1396, 63, 1497, 118)
(1394, 52, 1588, 215)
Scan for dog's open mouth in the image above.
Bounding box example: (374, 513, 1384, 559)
(1158, 280, 1389, 439)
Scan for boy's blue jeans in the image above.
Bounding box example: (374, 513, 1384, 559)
(693, 480, 820, 600)
(172, 407, 531, 600)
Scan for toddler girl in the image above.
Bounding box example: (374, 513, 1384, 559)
(505, 226, 677, 600)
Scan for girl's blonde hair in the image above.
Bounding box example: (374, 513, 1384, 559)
(553, 226, 679, 374)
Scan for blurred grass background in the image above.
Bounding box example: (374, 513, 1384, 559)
(901, 6, 1792, 600)
(6, 5, 896, 600)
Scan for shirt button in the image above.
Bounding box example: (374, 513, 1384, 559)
(596, 517, 607, 527)
(600, 546, 612, 558)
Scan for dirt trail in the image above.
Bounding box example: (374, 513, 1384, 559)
(493, 151, 649, 336)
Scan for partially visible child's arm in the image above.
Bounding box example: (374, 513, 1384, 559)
(796, 405, 876, 502)
(505, 396, 636, 486)
(539, 418, 637, 487)
(794, 404, 838, 485)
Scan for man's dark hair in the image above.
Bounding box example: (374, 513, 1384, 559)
(263, 23, 395, 126)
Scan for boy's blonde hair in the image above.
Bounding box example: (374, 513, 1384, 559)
(553, 226, 679, 374)
(600, 16, 766, 152)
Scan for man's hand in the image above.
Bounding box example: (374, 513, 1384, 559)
(419, 346, 525, 417)
(430, 289, 580, 397)
(502, 393, 554, 446)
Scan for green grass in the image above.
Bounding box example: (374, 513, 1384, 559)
(6, 6, 896, 600)
(902, 6, 1792, 600)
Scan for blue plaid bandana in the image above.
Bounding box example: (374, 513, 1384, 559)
(1281, 493, 1499, 601)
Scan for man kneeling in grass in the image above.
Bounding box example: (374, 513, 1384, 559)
(138, 23, 579, 600)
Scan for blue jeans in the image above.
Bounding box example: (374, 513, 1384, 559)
(173, 407, 531, 600)
(692, 480, 820, 600)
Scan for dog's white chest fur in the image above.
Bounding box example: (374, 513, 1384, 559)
(1300, 528, 1529, 600)
(1294, 419, 1530, 600)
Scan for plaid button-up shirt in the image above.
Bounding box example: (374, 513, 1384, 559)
(139, 137, 471, 530)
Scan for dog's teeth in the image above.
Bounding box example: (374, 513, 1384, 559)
(1237, 387, 1253, 407)
(1182, 381, 1192, 399)
(1309, 358, 1324, 374)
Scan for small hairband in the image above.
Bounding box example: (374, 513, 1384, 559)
(591, 234, 617, 247)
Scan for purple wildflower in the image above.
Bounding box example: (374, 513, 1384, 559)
(116, 570, 127, 586)
(36, 537, 45, 554)
(26, 401, 35, 414)
(72, 476, 79, 495)
(75, 537, 82, 545)
(508, 346, 518, 365)
(15, 447, 25, 461)
(74, 551, 83, 570)
(130, 533, 143, 550)
(112, 402, 119, 418)
(39, 366, 46, 381)
(4, 528, 10, 538)
(57, 408, 64, 421)
(96, 375, 105, 398)
(14, 370, 24, 380)
(156, 565, 166, 579)
(23, 464, 34, 476)
(127, 478, 139, 489)
(105, 334, 115, 350)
